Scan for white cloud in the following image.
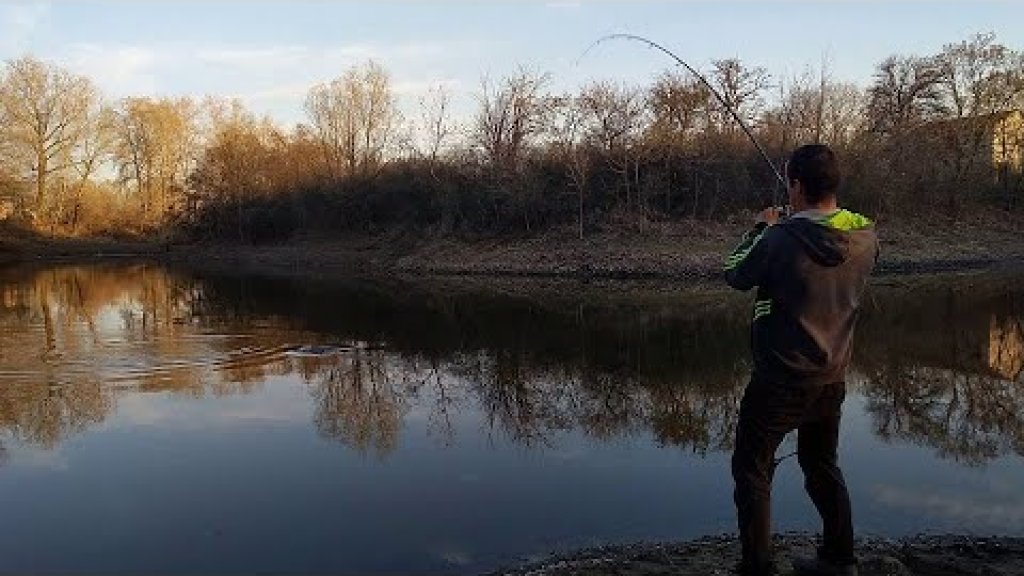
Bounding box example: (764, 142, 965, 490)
(115, 385, 308, 429)
(0, 2, 50, 55)
(240, 82, 311, 107)
(49, 39, 473, 125)
(116, 394, 170, 426)
(322, 43, 378, 63)
(191, 41, 457, 83)
(11, 446, 70, 471)
(195, 45, 311, 68)
(63, 42, 161, 97)
(391, 42, 451, 60)
(873, 484, 1024, 529)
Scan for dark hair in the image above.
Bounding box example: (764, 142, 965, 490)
(786, 144, 841, 204)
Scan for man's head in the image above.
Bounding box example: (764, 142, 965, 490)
(785, 144, 841, 211)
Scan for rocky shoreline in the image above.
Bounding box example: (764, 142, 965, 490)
(488, 534, 1024, 576)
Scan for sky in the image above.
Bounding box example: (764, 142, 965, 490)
(1, 1, 1022, 126)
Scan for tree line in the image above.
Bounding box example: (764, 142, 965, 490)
(0, 32, 1022, 242)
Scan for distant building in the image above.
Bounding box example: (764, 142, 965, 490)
(920, 110, 1024, 180)
(991, 110, 1024, 176)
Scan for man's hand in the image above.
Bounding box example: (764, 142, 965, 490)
(756, 207, 784, 226)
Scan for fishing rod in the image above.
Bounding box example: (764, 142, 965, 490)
(581, 33, 787, 208)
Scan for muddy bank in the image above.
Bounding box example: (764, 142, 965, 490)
(161, 215, 1024, 281)
(6, 214, 1024, 280)
(0, 224, 162, 265)
(488, 534, 1024, 576)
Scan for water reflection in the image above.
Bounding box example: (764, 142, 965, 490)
(990, 314, 1024, 380)
(0, 264, 1022, 465)
(857, 278, 1024, 464)
(0, 265, 283, 449)
(299, 348, 409, 456)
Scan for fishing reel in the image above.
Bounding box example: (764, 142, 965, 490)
(756, 205, 792, 226)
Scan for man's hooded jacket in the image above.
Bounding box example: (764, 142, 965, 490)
(724, 209, 879, 386)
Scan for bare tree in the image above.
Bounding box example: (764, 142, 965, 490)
(709, 58, 771, 135)
(418, 83, 454, 165)
(0, 56, 99, 215)
(190, 98, 285, 239)
(304, 60, 400, 179)
(821, 82, 868, 147)
(578, 80, 647, 214)
(645, 73, 714, 215)
(112, 97, 199, 222)
(65, 104, 115, 231)
(471, 69, 552, 173)
(646, 72, 712, 148)
(777, 67, 866, 149)
(867, 55, 944, 134)
(579, 80, 645, 153)
(548, 93, 588, 238)
(935, 33, 1024, 119)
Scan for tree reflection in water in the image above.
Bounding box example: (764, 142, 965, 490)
(0, 264, 1022, 465)
(0, 379, 112, 450)
(857, 276, 1024, 464)
(298, 347, 409, 457)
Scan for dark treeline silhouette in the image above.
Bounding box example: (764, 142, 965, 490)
(1, 34, 1022, 242)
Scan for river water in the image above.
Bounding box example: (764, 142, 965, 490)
(0, 263, 1021, 574)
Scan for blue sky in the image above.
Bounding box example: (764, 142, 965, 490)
(1, 1, 1021, 125)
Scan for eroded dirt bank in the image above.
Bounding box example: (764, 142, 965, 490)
(5, 214, 1024, 280)
(165, 215, 1024, 280)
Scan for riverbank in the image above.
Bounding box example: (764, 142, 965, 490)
(489, 533, 1024, 576)
(166, 213, 1024, 280)
(0, 223, 162, 265)
(4, 212, 1024, 279)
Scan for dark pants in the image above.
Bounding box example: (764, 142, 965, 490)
(732, 378, 854, 575)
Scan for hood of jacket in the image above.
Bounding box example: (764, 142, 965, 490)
(780, 209, 875, 267)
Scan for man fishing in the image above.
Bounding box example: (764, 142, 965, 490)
(724, 144, 878, 576)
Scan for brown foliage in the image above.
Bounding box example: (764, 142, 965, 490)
(1, 34, 1023, 242)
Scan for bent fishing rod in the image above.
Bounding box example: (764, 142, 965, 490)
(581, 33, 787, 209)
(584, 34, 802, 466)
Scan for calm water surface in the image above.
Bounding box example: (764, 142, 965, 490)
(0, 264, 1021, 574)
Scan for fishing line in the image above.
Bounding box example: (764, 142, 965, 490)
(578, 33, 787, 206)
